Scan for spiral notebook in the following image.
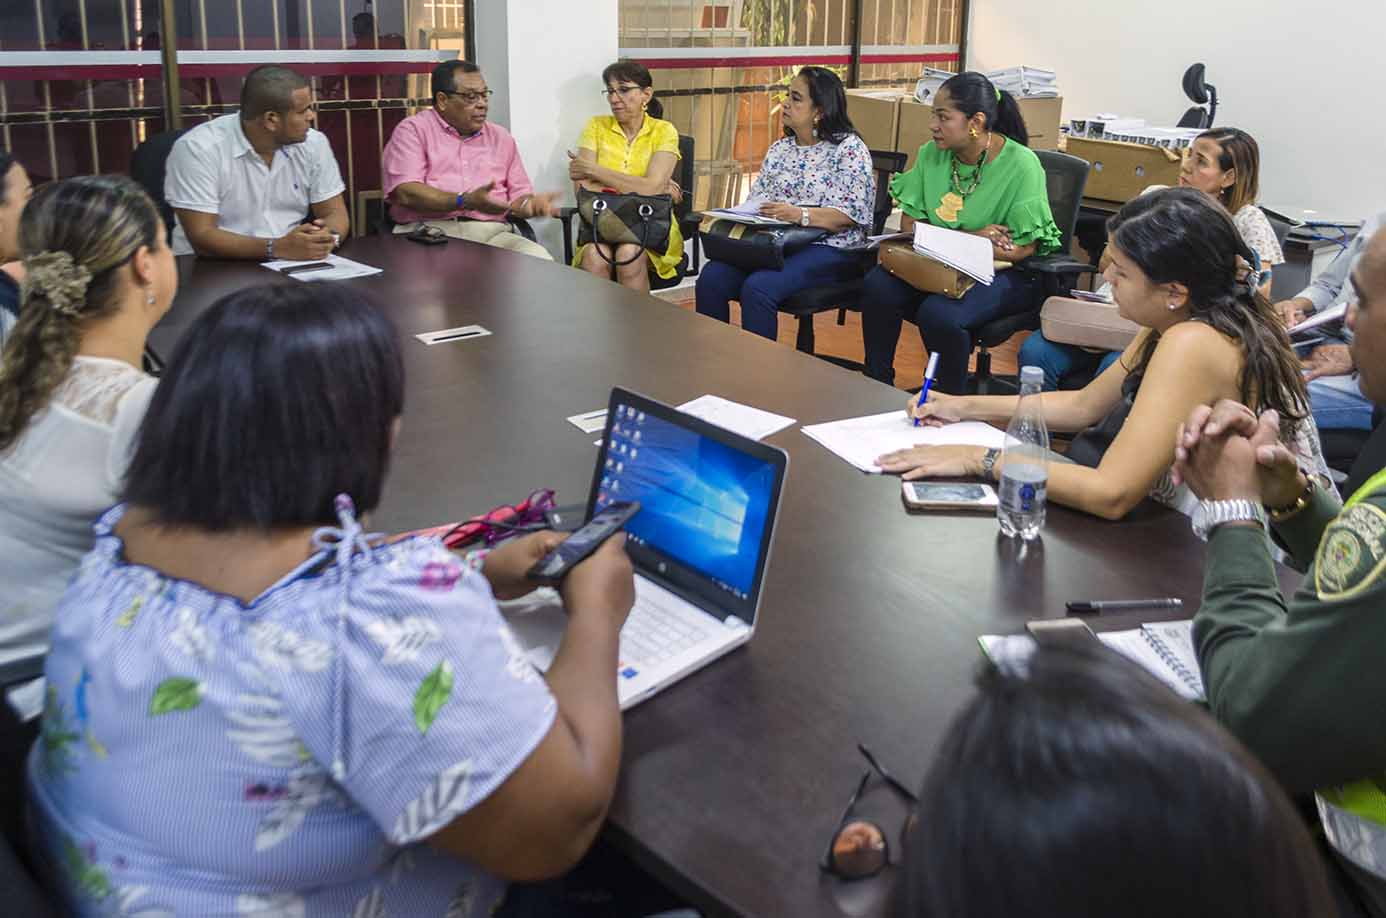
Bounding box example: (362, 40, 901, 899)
(979, 620, 1204, 701)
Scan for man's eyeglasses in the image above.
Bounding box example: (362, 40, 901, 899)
(445, 89, 493, 105)
(820, 744, 919, 881)
(601, 84, 642, 98)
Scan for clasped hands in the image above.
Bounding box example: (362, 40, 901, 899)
(566, 152, 683, 204)
(1171, 399, 1306, 508)
(873, 389, 988, 480)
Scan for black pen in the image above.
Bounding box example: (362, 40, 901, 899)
(1066, 598, 1183, 615)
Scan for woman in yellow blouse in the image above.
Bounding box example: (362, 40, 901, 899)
(569, 60, 683, 292)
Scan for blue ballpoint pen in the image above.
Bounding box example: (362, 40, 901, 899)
(913, 352, 940, 427)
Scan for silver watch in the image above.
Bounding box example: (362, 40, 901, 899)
(980, 447, 1001, 481)
(800, 207, 811, 227)
(1191, 498, 1266, 540)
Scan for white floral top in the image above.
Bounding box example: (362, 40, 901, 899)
(28, 503, 557, 918)
(749, 133, 876, 248)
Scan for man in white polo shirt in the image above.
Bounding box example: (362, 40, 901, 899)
(166, 65, 350, 260)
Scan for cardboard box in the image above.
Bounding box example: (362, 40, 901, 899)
(845, 89, 904, 154)
(1064, 136, 1184, 204)
(897, 95, 1064, 169)
(1016, 97, 1062, 151)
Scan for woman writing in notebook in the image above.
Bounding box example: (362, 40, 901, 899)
(876, 188, 1329, 521)
(858, 70, 1062, 392)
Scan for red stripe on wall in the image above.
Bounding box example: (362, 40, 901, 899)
(632, 51, 958, 70)
(0, 62, 438, 81)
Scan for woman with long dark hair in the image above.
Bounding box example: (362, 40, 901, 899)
(858, 70, 1062, 391)
(893, 642, 1337, 917)
(569, 59, 685, 292)
(695, 65, 876, 341)
(876, 187, 1330, 521)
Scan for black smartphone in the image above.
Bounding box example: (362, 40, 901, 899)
(526, 500, 640, 584)
(281, 261, 335, 275)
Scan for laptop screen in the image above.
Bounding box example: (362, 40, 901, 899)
(589, 389, 786, 622)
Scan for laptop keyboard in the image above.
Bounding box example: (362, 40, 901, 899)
(620, 589, 711, 667)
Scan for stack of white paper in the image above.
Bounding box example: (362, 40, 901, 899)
(985, 65, 1059, 98)
(702, 198, 791, 226)
(801, 410, 1008, 473)
(913, 67, 957, 104)
(913, 221, 995, 285)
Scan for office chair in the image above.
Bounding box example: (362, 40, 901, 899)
(130, 128, 191, 234)
(560, 133, 701, 291)
(1342, 410, 1386, 495)
(967, 150, 1098, 394)
(0, 655, 59, 916)
(1176, 63, 1218, 129)
(776, 149, 909, 369)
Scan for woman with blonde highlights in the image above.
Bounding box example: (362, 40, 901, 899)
(0, 175, 176, 682)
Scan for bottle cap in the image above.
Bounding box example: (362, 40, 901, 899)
(1020, 365, 1044, 385)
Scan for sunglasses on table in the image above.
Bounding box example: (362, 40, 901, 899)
(820, 744, 920, 881)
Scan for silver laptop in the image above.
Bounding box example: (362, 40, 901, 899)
(507, 387, 788, 709)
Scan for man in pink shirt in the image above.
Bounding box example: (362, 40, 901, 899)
(382, 60, 561, 260)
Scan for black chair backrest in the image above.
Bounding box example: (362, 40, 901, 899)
(1034, 149, 1089, 253)
(1261, 206, 1294, 252)
(867, 149, 908, 235)
(1177, 106, 1209, 129)
(130, 128, 190, 234)
(675, 133, 695, 222)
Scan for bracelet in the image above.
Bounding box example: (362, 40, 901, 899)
(1266, 474, 1316, 523)
(510, 194, 532, 217)
(456, 191, 466, 211)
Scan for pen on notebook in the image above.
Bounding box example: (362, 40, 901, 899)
(913, 352, 940, 428)
(1066, 598, 1184, 615)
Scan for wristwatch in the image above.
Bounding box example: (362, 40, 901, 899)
(1191, 498, 1266, 540)
(799, 207, 811, 227)
(980, 447, 1001, 482)
(330, 231, 341, 251)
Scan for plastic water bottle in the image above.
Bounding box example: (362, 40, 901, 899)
(998, 365, 1049, 540)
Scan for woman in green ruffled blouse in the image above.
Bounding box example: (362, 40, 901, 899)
(860, 71, 1061, 393)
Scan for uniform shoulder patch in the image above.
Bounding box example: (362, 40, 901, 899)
(1315, 501, 1386, 601)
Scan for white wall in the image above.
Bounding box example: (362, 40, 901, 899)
(967, 1, 1386, 218)
(474, 0, 620, 259)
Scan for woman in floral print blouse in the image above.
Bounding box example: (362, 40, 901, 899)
(695, 66, 876, 342)
(27, 283, 636, 918)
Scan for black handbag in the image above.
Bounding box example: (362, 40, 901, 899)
(576, 187, 673, 266)
(698, 217, 827, 271)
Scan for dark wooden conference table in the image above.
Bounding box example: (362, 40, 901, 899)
(151, 235, 1299, 918)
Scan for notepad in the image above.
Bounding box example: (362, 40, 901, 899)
(262, 253, 382, 282)
(1289, 302, 1347, 337)
(979, 620, 1204, 701)
(677, 395, 795, 441)
(801, 411, 1008, 473)
(703, 198, 793, 226)
(912, 221, 995, 285)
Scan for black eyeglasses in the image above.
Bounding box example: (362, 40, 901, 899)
(444, 89, 493, 104)
(820, 744, 919, 881)
(601, 85, 642, 97)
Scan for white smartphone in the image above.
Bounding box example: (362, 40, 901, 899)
(901, 481, 999, 511)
